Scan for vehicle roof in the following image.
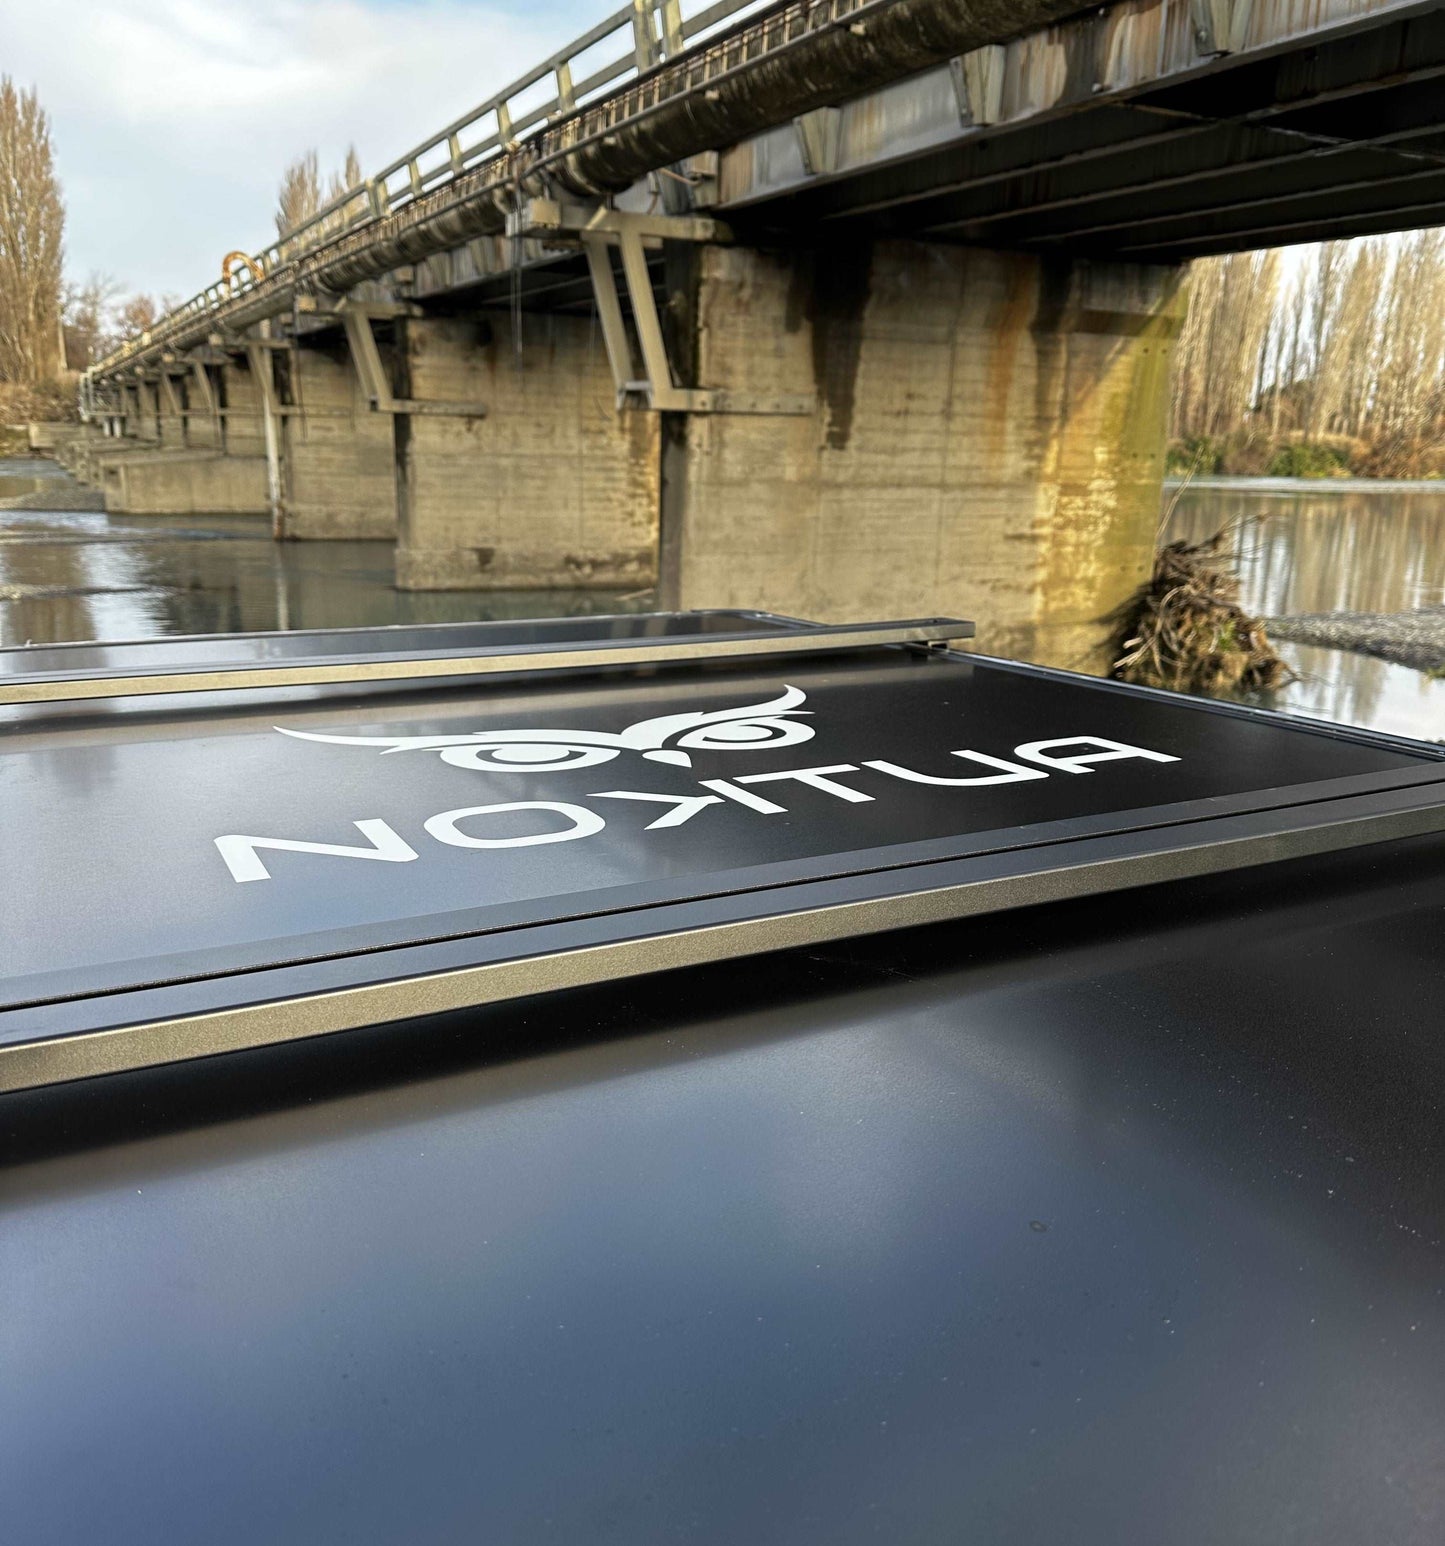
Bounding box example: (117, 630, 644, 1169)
(5, 830, 1444, 1545)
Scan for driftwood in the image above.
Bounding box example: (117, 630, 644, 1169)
(1110, 535, 1294, 696)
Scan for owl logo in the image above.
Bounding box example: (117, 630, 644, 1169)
(276, 685, 815, 773)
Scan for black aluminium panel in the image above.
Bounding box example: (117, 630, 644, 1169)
(4, 614, 1445, 1545)
(1, 618, 1443, 1091)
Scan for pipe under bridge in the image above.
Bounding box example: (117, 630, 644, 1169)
(71, 0, 1445, 668)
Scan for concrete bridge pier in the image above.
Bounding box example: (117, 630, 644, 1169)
(659, 240, 1186, 671)
(154, 370, 188, 448)
(179, 363, 220, 452)
(98, 355, 269, 517)
(130, 379, 161, 444)
(276, 335, 396, 540)
(393, 312, 659, 591)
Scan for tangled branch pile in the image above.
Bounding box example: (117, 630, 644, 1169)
(1110, 536, 1293, 696)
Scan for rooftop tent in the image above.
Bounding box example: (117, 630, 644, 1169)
(2, 610, 1443, 1091)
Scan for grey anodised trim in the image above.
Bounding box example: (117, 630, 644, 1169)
(0, 608, 803, 664)
(0, 618, 972, 705)
(3, 788, 1442, 1094)
(962, 649, 1445, 762)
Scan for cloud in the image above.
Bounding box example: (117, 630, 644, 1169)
(1, 0, 589, 298)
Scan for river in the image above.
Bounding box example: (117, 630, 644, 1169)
(2, 459, 1442, 742)
(0, 459, 650, 647)
(1162, 478, 1445, 742)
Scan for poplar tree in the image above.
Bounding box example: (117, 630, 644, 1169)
(276, 146, 364, 240)
(0, 76, 65, 382)
(1171, 229, 1445, 470)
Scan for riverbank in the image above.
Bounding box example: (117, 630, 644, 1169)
(0, 456, 104, 512)
(1268, 608, 1445, 677)
(1162, 478, 1445, 742)
(1165, 474, 1445, 496)
(1167, 433, 1445, 481)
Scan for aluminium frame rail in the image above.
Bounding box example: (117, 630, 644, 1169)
(4, 627, 1445, 1094)
(5, 770, 1445, 1094)
(0, 618, 972, 706)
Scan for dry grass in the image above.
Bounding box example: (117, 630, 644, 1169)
(1109, 534, 1294, 696)
(0, 378, 77, 426)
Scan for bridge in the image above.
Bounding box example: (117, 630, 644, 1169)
(68, 0, 1445, 667)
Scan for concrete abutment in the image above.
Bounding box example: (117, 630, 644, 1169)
(72, 241, 1182, 670)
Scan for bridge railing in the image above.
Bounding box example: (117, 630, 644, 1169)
(94, 0, 778, 379)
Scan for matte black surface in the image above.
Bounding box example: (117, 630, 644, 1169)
(5, 834, 1445, 1545)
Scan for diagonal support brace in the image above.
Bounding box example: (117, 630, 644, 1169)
(510, 199, 813, 417)
(340, 306, 488, 418)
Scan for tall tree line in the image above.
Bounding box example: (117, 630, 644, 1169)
(0, 75, 362, 387)
(0, 76, 64, 382)
(276, 146, 363, 241)
(1172, 230, 1445, 457)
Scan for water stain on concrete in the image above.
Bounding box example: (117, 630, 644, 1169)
(803, 242, 873, 451)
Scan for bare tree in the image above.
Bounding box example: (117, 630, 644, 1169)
(1370, 229, 1445, 450)
(62, 270, 121, 369)
(0, 76, 65, 382)
(1172, 229, 1445, 474)
(1171, 249, 1281, 443)
(334, 146, 362, 205)
(276, 151, 322, 239)
(114, 292, 161, 342)
(276, 145, 364, 240)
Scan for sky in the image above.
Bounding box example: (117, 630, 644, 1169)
(0, 0, 603, 301)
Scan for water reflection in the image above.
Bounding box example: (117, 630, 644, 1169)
(1163, 480, 1445, 742)
(4, 474, 1442, 743)
(0, 509, 653, 650)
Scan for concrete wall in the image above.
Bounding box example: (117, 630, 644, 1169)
(219, 357, 268, 458)
(662, 240, 1186, 670)
(185, 366, 222, 453)
(75, 240, 1181, 655)
(67, 425, 123, 485)
(394, 312, 659, 590)
(279, 339, 396, 539)
(99, 448, 267, 516)
(131, 381, 161, 444)
(26, 422, 73, 452)
(155, 374, 188, 449)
